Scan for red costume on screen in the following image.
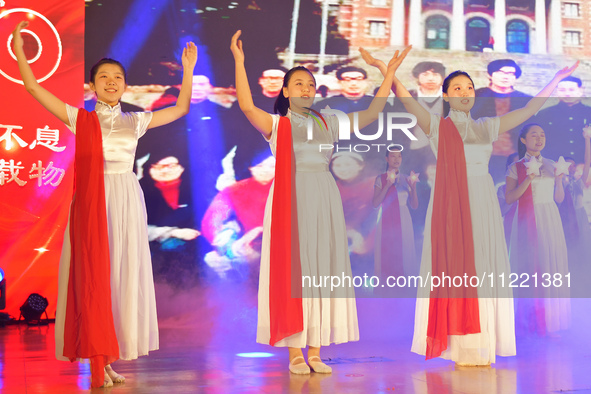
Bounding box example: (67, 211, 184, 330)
(515, 160, 546, 333)
(379, 173, 403, 278)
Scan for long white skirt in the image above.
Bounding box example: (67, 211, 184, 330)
(55, 172, 159, 361)
(411, 173, 516, 364)
(256, 171, 359, 348)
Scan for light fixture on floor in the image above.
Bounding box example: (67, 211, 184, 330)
(19, 293, 49, 326)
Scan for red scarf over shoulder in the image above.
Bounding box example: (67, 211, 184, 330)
(426, 117, 480, 360)
(63, 109, 119, 388)
(268, 116, 303, 345)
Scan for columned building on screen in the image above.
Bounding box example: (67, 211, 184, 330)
(330, 0, 591, 57)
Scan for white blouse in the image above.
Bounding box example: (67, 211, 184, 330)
(65, 101, 152, 174)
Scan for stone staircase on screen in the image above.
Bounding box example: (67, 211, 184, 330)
(352, 47, 591, 98)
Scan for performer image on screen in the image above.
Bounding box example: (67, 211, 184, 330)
(360, 47, 577, 366)
(231, 30, 410, 374)
(505, 124, 571, 335)
(201, 154, 275, 281)
(12, 21, 197, 388)
(472, 59, 534, 179)
(533, 76, 591, 163)
(399, 61, 447, 174)
(557, 128, 591, 295)
(140, 152, 201, 287)
(372, 149, 418, 280)
(329, 152, 378, 273)
(496, 152, 520, 248)
(321, 66, 374, 113)
(254, 68, 287, 112)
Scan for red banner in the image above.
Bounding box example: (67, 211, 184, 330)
(0, 0, 84, 319)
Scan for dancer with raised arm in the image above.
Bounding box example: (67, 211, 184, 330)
(360, 47, 577, 365)
(231, 30, 410, 374)
(12, 21, 197, 387)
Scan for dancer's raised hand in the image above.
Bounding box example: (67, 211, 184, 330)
(231, 30, 245, 63)
(385, 46, 412, 77)
(554, 61, 579, 82)
(11, 21, 29, 50)
(359, 47, 386, 71)
(182, 42, 198, 69)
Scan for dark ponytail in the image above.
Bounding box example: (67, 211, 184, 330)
(273, 90, 290, 116)
(517, 123, 542, 159)
(273, 66, 316, 116)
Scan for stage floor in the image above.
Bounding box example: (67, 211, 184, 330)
(1, 282, 590, 393)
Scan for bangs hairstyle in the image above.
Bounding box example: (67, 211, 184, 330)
(90, 58, 127, 84)
(442, 70, 474, 94)
(273, 66, 316, 116)
(517, 123, 543, 159)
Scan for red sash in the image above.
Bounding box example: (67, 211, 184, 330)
(63, 109, 119, 388)
(268, 117, 303, 345)
(379, 173, 403, 278)
(515, 160, 546, 334)
(426, 117, 480, 360)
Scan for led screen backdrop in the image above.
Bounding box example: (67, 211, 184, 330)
(2, 0, 591, 317)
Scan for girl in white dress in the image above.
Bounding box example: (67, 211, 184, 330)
(505, 124, 572, 334)
(12, 21, 197, 388)
(230, 30, 409, 374)
(372, 149, 419, 278)
(360, 47, 578, 365)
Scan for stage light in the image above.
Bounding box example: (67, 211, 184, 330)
(236, 352, 274, 358)
(106, 0, 170, 67)
(18, 293, 49, 325)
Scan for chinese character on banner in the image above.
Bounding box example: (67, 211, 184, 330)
(29, 125, 66, 152)
(0, 0, 83, 323)
(29, 160, 65, 187)
(0, 124, 27, 150)
(0, 158, 27, 186)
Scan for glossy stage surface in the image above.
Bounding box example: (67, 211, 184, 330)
(1, 282, 590, 393)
